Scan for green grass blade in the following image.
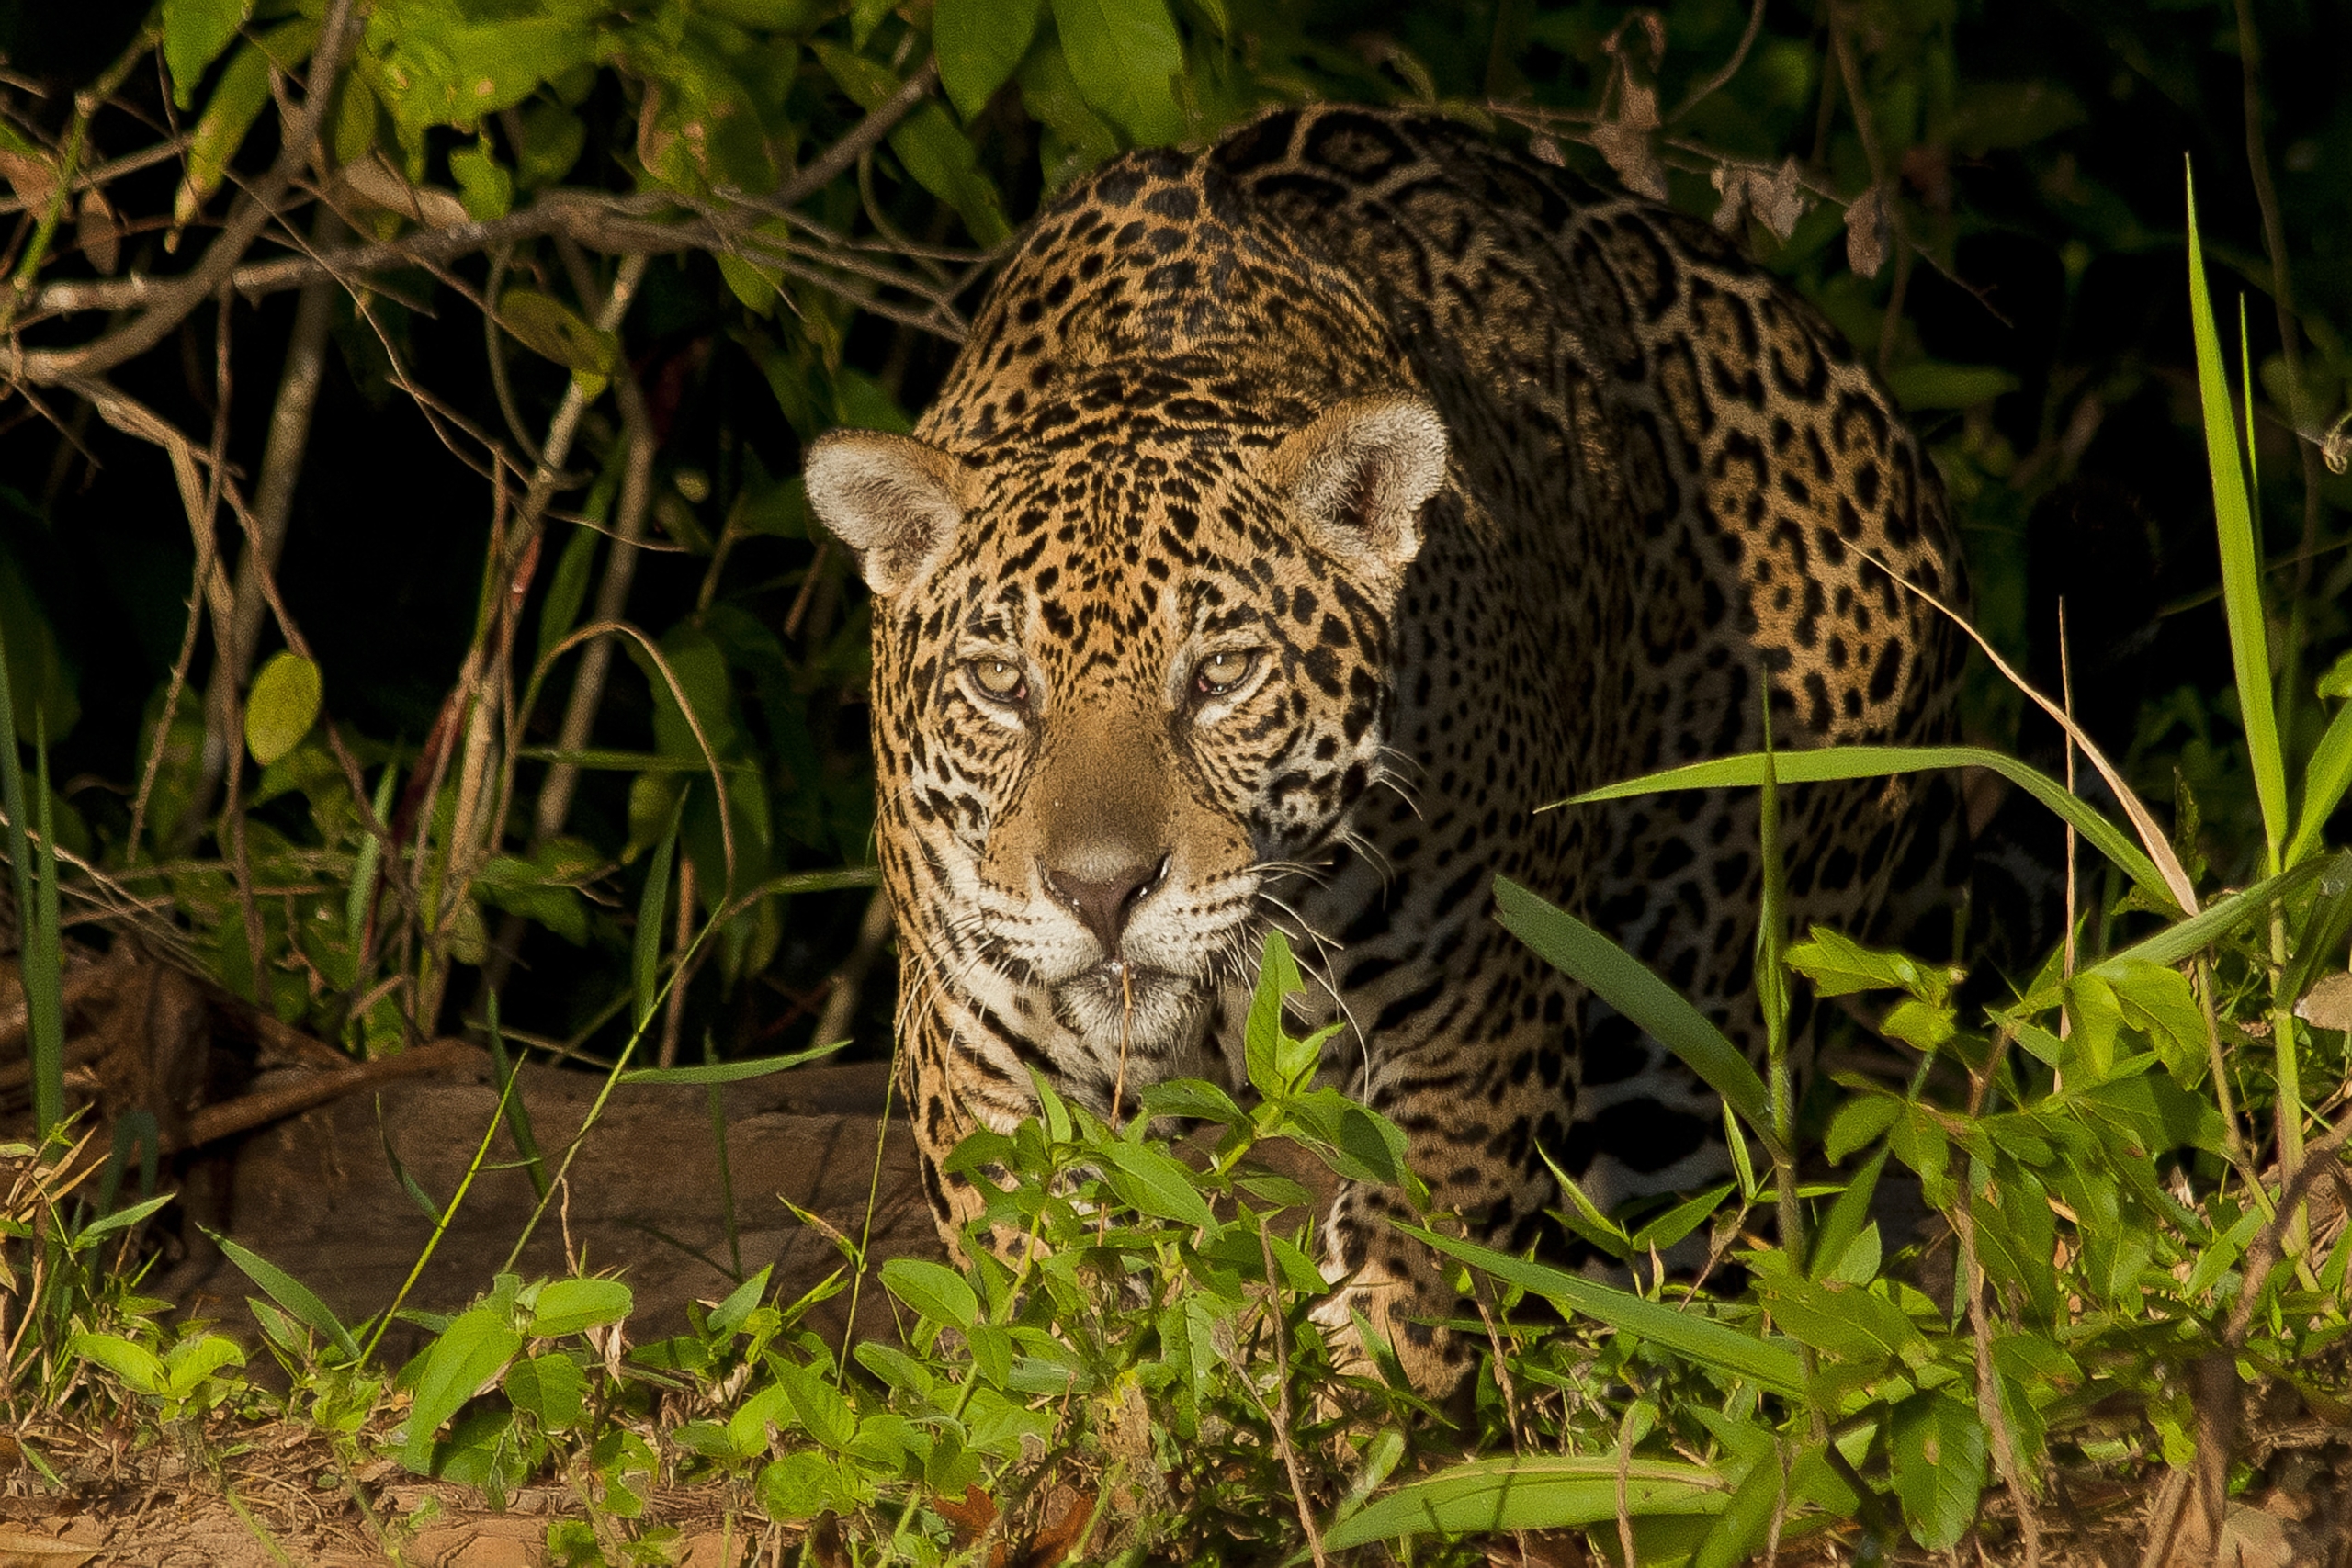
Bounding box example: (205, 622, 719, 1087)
(2185, 161, 2287, 869)
(1493, 877, 1778, 1154)
(2287, 700, 2352, 867)
(1555, 743, 2175, 913)
(2080, 852, 2338, 982)
(634, 793, 686, 1032)
(1400, 1223, 1807, 1395)
(28, 716, 62, 1138)
(203, 1228, 362, 1361)
(1323, 1453, 1725, 1549)
(484, 992, 548, 1201)
(0, 626, 59, 1138)
(346, 762, 399, 963)
(617, 1037, 849, 1085)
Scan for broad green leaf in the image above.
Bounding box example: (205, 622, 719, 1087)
(627, 31, 780, 195)
(163, 0, 254, 107)
(2106, 959, 2207, 1079)
(331, 73, 380, 166)
(1139, 1077, 1242, 1124)
(1403, 1226, 1806, 1395)
(756, 1450, 838, 1520)
(1047, 0, 1184, 145)
(163, 1333, 246, 1397)
(1809, 1147, 1888, 1281)
(253, 18, 318, 73)
(1324, 1454, 1724, 1549)
(175, 21, 316, 224)
(854, 1342, 936, 1400)
(514, 100, 588, 189)
(707, 1265, 774, 1339)
(1692, 1448, 1790, 1568)
(243, 651, 322, 766)
(499, 288, 618, 375)
(618, 1037, 846, 1085)
(447, 138, 513, 221)
(772, 1355, 857, 1450)
(2063, 1070, 2229, 1158)
(1493, 878, 1777, 1155)
(371, 14, 601, 137)
(175, 45, 266, 219)
(1245, 927, 1306, 1099)
(1018, 34, 1123, 190)
(206, 1230, 361, 1361)
(1889, 1392, 1987, 1551)
(881, 1258, 978, 1330)
(1560, 745, 2177, 913)
(1628, 1184, 1735, 1255)
(1785, 926, 1949, 1005)
(1747, 1253, 1924, 1367)
(504, 1352, 585, 1429)
(717, 1383, 796, 1458)
(812, 44, 1011, 243)
(1971, 1163, 2058, 1325)
(401, 1307, 522, 1470)
(1880, 998, 1956, 1052)
(1095, 1140, 1216, 1229)
(2184, 164, 2287, 867)
(936, 0, 1043, 120)
(68, 1333, 166, 1397)
(526, 1276, 633, 1337)
(2283, 861, 2352, 1010)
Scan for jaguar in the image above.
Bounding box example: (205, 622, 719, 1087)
(804, 104, 1966, 1388)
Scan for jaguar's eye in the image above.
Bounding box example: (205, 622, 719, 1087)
(967, 659, 1026, 703)
(1194, 649, 1260, 698)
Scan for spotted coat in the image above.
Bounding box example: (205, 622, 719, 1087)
(806, 106, 1966, 1386)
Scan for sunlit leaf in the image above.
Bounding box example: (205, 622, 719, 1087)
(1325, 1454, 1724, 1549)
(243, 651, 322, 767)
(1048, 0, 1184, 144)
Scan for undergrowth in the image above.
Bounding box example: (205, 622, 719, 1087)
(2, 76, 2351, 1568)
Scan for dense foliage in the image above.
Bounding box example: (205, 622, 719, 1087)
(0, 0, 2347, 1561)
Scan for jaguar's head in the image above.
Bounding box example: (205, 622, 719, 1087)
(805, 378, 1448, 1082)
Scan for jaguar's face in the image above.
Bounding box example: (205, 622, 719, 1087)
(806, 383, 1448, 1073)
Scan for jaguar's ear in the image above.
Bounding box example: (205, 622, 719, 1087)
(803, 430, 978, 598)
(1267, 394, 1449, 583)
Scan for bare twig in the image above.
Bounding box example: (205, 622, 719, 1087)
(482, 248, 542, 464)
(169, 1038, 478, 1151)
(1827, 6, 1909, 381)
(1854, 545, 2199, 912)
(659, 856, 696, 1070)
(1669, 0, 1769, 121)
(222, 209, 342, 684)
(1951, 1195, 2045, 1565)
(1258, 1224, 1329, 1568)
(1, 0, 360, 384)
(512, 253, 650, 547)
(809, 889, 895, 1054)
(0, 23, 154, 329)
(528, 378, 658, 848)
(0, 139, 191, 220)
(738, 58, 943, 220)
(17, 57, 969, 365)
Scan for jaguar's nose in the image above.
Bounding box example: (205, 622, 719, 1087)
(1043, 851, 1170, 955)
